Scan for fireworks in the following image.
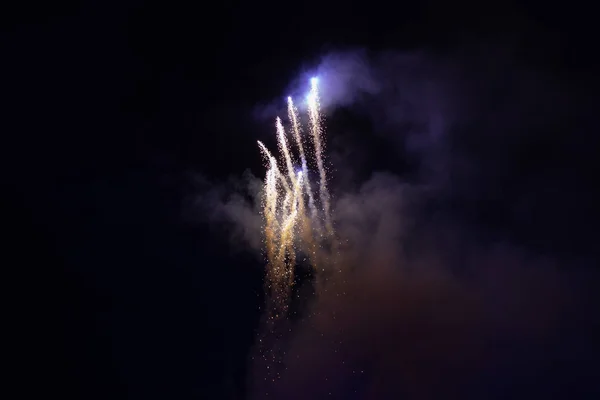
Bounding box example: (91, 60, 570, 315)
(257, 78, 335, 321)
(253, 78, 342, 396)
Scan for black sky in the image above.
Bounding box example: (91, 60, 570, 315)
(4, 1, 600, 399)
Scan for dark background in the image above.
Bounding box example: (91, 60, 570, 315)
(3, 1, 599, 399)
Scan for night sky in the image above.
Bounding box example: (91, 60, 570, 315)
(4, 1, 600, 399)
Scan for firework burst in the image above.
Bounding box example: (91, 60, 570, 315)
(258, 78, 335, 314)
(254, 78, 337, 385)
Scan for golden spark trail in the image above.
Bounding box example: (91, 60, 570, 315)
(277, 171, 303, 283)
(258, 139, 290, 315)
(257, 141, 279, 223)
(258, 140, 296, 319)
(287, 172, 304, 272)
(308, 78, 334, 237)
(276, 117, 296, 189)
(275, 118, 294, 232)
(287, 97, 320, 269)
(257, 141, 280, 269)
(262, 136, 291, 196)
(287, 97, 317, 220)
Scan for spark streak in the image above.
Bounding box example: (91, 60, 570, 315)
(258, 141, 281, 289)
(287, 97, 317, 221)
(276, 117, 296, 189)
(307, 78, 334, 237)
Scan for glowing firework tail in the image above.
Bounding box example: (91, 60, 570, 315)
(286, 97, 321, 270)
(276, 117, 296, 189)
(287, 97, 318, 221)
(258, 141, 281, 286)
(307, 78, 334, 237)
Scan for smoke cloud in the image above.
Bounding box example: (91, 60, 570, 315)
(191, 44, 600, 398)
(289, 50, 381, 111)
(234, 159, 595, 398)
(257, 175, 596, 399)
(185, 170, 264, 256)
